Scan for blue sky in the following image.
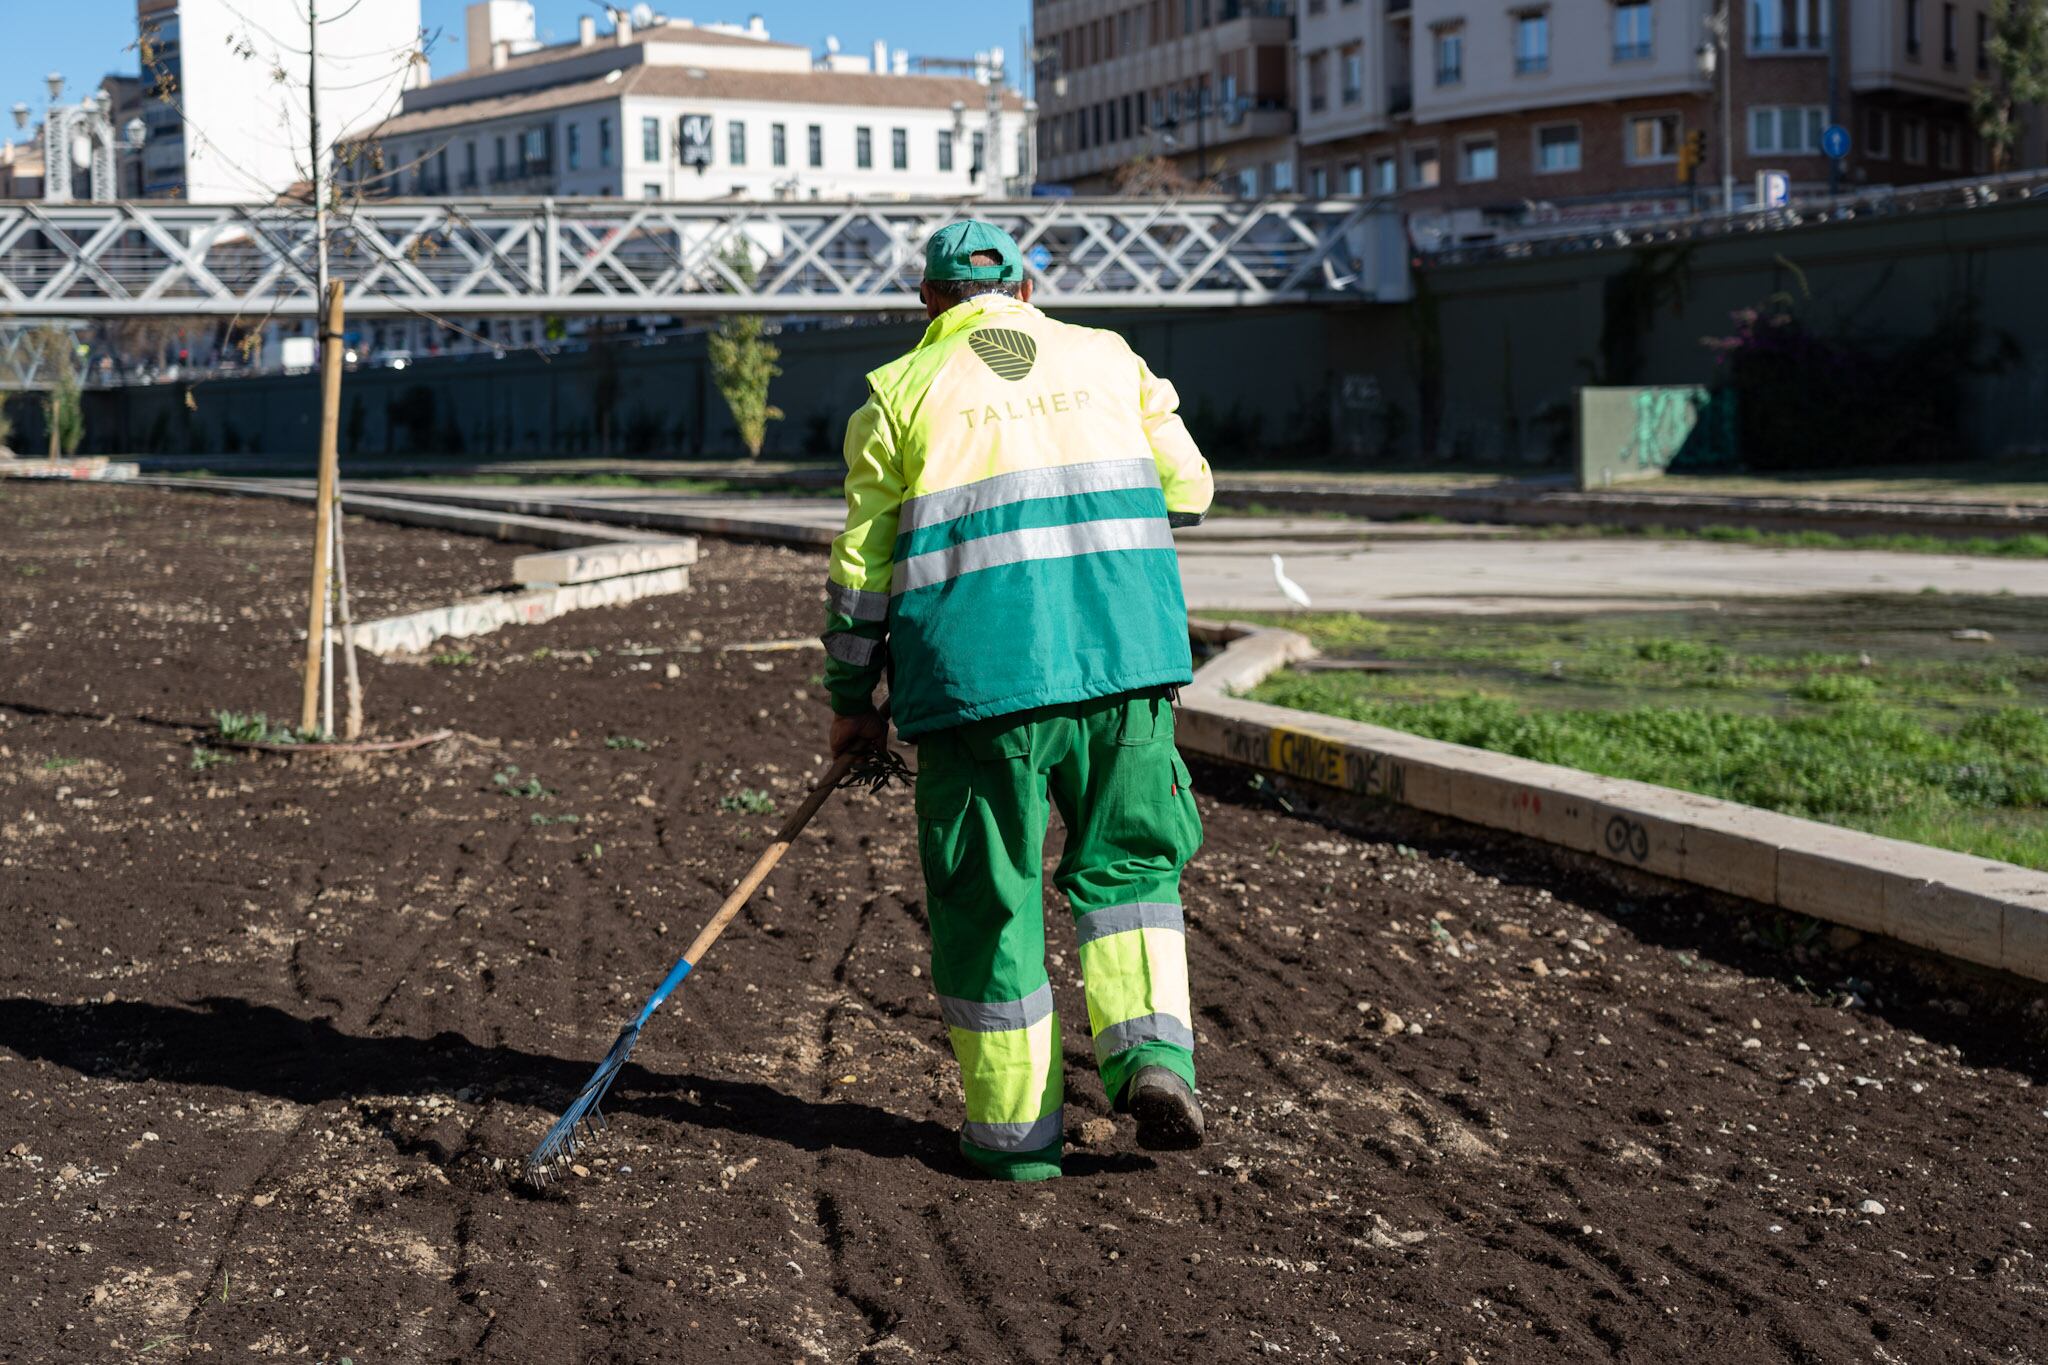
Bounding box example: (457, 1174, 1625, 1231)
(2, 1, 1030, 127)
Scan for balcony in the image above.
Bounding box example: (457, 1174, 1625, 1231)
(1515, 54, 1549, 75)
(1614, 41, 1652, 61)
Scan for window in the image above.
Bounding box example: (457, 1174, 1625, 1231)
(728, 120, 746, 166)
(1434, 26, 1464, 85)
(494, 135, 507, 179)
(1625, 112, 1681, 164)
(1309, 165, 1329, 197)
(642, 182, 661, 199)
(1515, 10, 1549, 74)
(1307, 51, 1329, 113)
(1407, 143, 1440, 188)
(808, 124, 823, 168)
(641, 116, 660, 162)
(1935, 123, 1960, 168)
(1369, 153, 1396, 193)
(1750, 104, 1826, 154)
(1865, 107, 1890, 159)
(1235, 166, 1259, 198)
(520, 125, 549, 174)
(1750, 0, 1828, 51)
(1977, 12, 1991, 71)
(566, 122, 582, 171)
(1902, 117, 1926, 162)
(891, 127, 908, 170)
(1905, 0, 1923, 56)
(1942, 3, 1957, 64)
(972, 131, 987, 176)
(856, 126, 872, 169)
(1344, 162, 1366, 195)
(938, 128, 954, 171)
(771, 122, 786, 167)
(1536, 122, 1580, 171)
(1341, 45, 1364, 104)
(1613, 1, 1652, 60)
(598, 116, 613, 168)
(1459, 134, 1497, 182)
(1271, 159, 1294, 192)
(462, 140, 477, 187)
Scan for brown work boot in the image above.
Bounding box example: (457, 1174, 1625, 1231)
(1125, 1066, 1204, 1151)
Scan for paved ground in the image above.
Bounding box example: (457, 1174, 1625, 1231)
(360, 483, 2048, 615)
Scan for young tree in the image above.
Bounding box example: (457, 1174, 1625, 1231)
(707, 246, 784, 458)
(1972, 0, 2048, 173)
(30, 326, 84, 456)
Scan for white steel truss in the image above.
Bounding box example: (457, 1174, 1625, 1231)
(0, 197, 1407, 320)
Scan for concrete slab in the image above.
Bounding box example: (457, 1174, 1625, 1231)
(513, 539, 699, 587)
(353, 566, 692, 657)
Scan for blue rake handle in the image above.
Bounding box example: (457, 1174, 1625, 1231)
(525, 748, 860, 1186)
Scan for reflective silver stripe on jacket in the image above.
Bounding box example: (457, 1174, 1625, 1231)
(963, 1108, 1064, 1153)
(893, 517, 1175, 596)
(1092, 1012, 1195, 1063)
(825, 579, 889, 622)
(937, 981, 1055, 1033)
(897, 457, 1162, 534)
(824, 632, 880, 667)
(1074, 901, 1185, 948)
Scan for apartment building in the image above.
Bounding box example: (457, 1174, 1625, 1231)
(1033, 0, 1296, 194)
(361, 6, 1031, 201)
(1297, 1, 2001, 233)
(135, 0, 424, 201)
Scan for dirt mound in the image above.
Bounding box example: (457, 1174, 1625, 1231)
(0, 483, 2042, 1362)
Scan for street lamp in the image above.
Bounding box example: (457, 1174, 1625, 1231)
(14, 72, 125, 202)
(1700, 3, 1734, 215)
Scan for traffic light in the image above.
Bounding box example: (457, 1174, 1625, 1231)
(1677, 129, 1708, 185)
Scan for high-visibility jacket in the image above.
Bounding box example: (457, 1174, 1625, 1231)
(821, 294, 1214, 738)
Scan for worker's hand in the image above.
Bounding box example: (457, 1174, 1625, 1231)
(829, 710, 888, 759)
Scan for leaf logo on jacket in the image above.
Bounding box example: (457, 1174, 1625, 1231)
(967, 328, 1038, 382)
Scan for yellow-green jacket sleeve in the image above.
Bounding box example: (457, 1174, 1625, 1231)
(1137, 358, 1215, 528)
(821, 392, 904, 716)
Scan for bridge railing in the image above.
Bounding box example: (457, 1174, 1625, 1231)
(0, 197, 1410, 319)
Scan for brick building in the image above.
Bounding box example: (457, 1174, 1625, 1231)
(1297, 1, 2003, 239)
(1032, 0, 1297, 194)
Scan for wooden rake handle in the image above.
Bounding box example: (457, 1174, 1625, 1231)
(680, 748, 861, 968)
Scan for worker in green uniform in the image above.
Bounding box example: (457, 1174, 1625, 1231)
(820, 220, 1215, 1180)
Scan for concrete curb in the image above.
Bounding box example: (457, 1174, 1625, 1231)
(354, 567, 694, 657)
(1178, 624, 2048, 984)
(3, 457, 141, 481)
(1214, 480, 2048, 541)
(131, 477, 669, 549)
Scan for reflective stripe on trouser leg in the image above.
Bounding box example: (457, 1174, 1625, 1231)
(941, 984, 1063, 1152)
(1076, 903, 1194, 1069)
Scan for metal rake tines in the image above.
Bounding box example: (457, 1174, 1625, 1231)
(840, 744, 914, 795)
(525, 1024, 640, 1186)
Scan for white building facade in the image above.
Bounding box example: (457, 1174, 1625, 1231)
(365, 8, 1032, 202)
(135, 0, 425, 201)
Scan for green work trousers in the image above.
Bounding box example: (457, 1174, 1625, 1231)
(913, 688, 1203, 1181)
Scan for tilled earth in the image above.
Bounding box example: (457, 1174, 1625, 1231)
(1, 482, 2044, 1364)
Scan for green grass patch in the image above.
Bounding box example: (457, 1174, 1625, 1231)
(430, 649, 477, 667)
(1240, 601, 2048, 868)
(604, 735, 650, 750)
(213, 710, 321, 745)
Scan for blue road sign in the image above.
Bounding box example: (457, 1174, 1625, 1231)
(1821, 124, 1850, 159)
(1027, 244, 1053, 272)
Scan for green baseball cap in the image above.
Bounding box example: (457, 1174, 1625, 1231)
(923, 220, 1025, 282)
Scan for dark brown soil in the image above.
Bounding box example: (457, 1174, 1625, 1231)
(1, 481, 2044, 1364)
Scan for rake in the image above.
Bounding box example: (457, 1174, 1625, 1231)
(525, 741, 909, 1187)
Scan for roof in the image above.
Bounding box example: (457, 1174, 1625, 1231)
(379, 66, 1026, 137)
(435, 23, 805, 90)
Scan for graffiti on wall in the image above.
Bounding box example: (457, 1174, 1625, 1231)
(1618, 386, 1736, 472)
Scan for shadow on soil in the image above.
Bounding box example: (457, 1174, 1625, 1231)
(0, 996, 990, 1176)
